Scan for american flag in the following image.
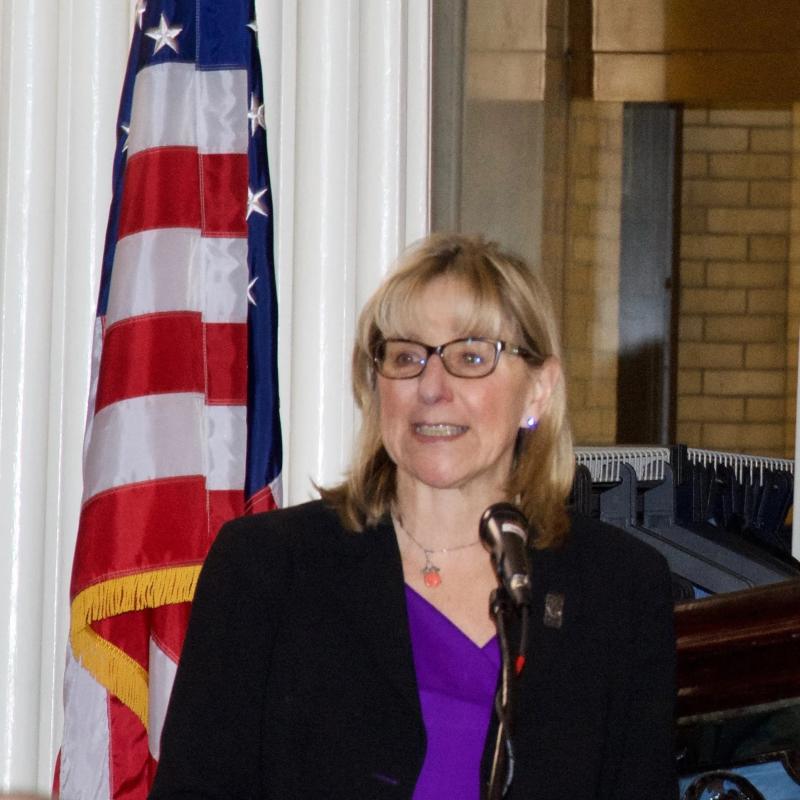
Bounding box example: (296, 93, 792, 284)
(57, 1, 281, 797)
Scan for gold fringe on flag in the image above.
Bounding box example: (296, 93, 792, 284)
(70, 565, 201, 728)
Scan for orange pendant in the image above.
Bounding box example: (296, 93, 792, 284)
(423, 565, 442, 588)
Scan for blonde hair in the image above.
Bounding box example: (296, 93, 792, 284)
(319, 232, 574, 548)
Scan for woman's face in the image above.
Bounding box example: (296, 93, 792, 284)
(376, 276, 557, 503)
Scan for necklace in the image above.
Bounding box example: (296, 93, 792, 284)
(394, 512, 481, 588)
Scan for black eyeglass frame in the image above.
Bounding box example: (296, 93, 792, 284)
(372, 336, 544, 380)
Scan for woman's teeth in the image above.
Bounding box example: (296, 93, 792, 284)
(415, 423, 467, 437)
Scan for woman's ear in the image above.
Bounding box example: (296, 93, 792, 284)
(519, 356, 561, 428)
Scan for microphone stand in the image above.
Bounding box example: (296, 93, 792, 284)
(486, 587, 529, 800)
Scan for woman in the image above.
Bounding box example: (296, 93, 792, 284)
(150, 233, 677, 799)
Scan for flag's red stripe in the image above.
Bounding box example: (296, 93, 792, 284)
(71, 477, 212, 596)
(108, 690, 157, 797)
(94, 315, 248, 411)
(145, 488, 246, 666)
(93, 611, 152, 673)
(95, 619, 157, 794)
(206, 322, 248, 404)
(151, 602, 193, 663)
(246, 483, 278, 515)
(95, 313, 205, 413)
(72, 482, 247, 597)
(201, 153, 248, 237)
(208, 488, 246, 539)
(118, 147, 201, 238)
(117, 149, 248, 239)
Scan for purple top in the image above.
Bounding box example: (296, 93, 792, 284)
(405, 585, 500, 799)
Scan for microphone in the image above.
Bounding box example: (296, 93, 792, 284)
(479, 503, 532, 607)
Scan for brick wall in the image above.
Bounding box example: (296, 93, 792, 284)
(677, 107, 793, 457)
(539, 0, 568, 320)
(562, 100, 623, 444)
(787, 103, 800, 454)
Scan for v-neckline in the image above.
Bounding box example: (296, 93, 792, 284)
(404, 583, 498, 650)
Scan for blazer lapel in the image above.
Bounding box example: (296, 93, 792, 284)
(331, 515, 585, 760)
(524, 543, 580, 682)
(482, 538, 583, 781)
(334, 517, 422, 716)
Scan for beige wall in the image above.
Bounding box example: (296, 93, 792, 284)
(460, 1, 800, 459)
(676, 107, 794, 457)
(559, 101, 800, 456)
(539, 0, 569, 317)
(562, 100, 623, 445)
(787, 104, 800, 455)
(462, 0, 547, 265)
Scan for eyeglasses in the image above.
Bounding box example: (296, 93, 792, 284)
(373, 337, 542, 379)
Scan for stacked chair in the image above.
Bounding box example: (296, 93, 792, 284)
(572, 445, 800, 800)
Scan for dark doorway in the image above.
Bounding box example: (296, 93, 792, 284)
(616, 103, 682, 444)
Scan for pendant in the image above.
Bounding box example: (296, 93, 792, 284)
(422, 554, 442, 588)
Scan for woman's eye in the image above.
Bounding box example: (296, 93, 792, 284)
(394, 351, 418, 365)
(460, 350, 485, 365)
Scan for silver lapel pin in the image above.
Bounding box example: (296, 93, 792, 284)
(543, 592, 564, 629)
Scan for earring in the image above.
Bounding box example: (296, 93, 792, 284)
(526, 416, 538, 430)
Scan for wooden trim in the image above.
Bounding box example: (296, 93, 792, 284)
(593, 52, 800, 104)
(593, 0, 800, 53)
(567, 0, 593, 98)
(576, 0, 800, 102)
(675, 579, 800, 719)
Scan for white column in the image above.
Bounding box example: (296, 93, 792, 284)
(0, 0, 143, 790)
(404, 0, 432, 246)
(0, 0, 91, 790)
(287, 0, 363, 500)
(38, 2, 131, 790)
(285, 0, 430, 502)
(0, 0, 430, 791)
(0, 0, 56, 790)
(356, 0, 407, 307)
(256, 0, 298, 502)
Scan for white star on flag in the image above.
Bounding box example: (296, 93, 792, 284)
(120, 123, 130, 152)
(247, 187, 269, 219)
(247, 19, 258, 34)
(146, 13, 183, 54)
(247, 277, 258, 305)
(248, 95, 266, 137)
(135, 1, 147, 30)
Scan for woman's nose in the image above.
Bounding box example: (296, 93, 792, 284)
(417, 353, 452, 403)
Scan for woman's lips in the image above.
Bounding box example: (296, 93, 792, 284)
(413, 423, 468, 437)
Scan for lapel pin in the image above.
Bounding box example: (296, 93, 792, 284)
(543, 592, 564, 629)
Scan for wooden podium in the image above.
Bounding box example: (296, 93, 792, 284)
(675, 579, 800, 795)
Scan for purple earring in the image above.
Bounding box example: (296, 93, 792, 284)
(526, 416, 538, 430)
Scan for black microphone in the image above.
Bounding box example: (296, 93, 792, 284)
(479, 502, 532, 607)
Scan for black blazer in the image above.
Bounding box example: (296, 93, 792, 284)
(150, 500, 678, 799)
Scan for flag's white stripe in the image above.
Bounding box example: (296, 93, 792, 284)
(128, 62, 195, 154)
(60, 645, 111, 800)
(128, 62, 248, 156)
(83, 394, 247, 500)
(83, 394, 206, 500)
(205, 404, 247, 490)
(269, 473, 283, 508)
(83, 316, 105, 457)
(195, 67, 249, 153)
(106, 229, 200, 325)
(201, 236, 249, 324)
(106, 229, 248, 326)
(148, 637, 178, 762)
